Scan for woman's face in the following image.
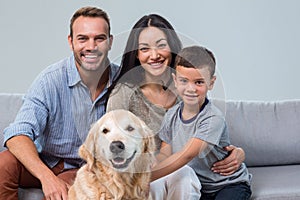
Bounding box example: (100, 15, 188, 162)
(137, 26, 172, 78)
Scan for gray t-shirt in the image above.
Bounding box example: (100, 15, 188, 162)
(159, 100, 251, 193)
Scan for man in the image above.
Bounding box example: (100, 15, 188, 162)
(0, 6, 119, 200)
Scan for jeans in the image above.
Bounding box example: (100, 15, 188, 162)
(200, 182, 252, 200)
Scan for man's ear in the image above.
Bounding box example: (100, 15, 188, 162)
(208, 75, 217, 90)
(108, 35, 113, 50)
(67, 35, 73, 51)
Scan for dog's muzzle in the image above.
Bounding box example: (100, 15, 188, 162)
(109, 141, 137, 169)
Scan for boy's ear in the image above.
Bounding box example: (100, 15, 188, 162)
(172, 73, 177, 88)
(208, 75, 217, 90)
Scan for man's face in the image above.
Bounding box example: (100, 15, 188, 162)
(68, 16, 113, 72)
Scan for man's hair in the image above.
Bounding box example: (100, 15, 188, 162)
(69, 6, 111, 38)
(175, 45, 216, 77)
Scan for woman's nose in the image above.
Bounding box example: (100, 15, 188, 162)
(150, 48, 160, 59)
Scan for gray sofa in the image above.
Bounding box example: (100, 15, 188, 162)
(1, 93, 300, 200)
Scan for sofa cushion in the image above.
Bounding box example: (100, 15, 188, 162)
(18, 188, 44, 200)
(249, 165, 300, 200)
(0, 93, 24, 152)
(213, 99, 300, 167)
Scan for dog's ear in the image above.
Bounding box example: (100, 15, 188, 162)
(79, 122, 99, 169)
(79, 144, 95, 170)
(141, 122, 157, 154)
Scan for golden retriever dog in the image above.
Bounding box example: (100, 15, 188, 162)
(68, 109, 156, 200)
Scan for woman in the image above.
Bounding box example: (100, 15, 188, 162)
(107, 14, 245, 199)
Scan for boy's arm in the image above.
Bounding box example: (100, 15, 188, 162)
(211, 145, 245, 175)
(151, 138, 207, 182)
(155, 141, 172, 163)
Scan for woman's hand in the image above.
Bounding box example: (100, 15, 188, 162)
(211, 145, 245, 176)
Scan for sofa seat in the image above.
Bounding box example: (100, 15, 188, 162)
(18, 188, 44, 200)
(249, 165, 300, 200)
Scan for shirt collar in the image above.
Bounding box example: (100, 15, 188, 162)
(67, 55, 81, 87)
(66, 55, 120, 88)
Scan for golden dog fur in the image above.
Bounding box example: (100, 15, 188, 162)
(68, 109, 156, 200)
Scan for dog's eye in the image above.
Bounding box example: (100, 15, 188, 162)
(126, 125, 134, 132)
(102, 128, 109, 134)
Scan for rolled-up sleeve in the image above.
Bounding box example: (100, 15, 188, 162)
(4, 73, 49, 147)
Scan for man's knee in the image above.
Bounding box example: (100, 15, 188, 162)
(0, 150, 20, 173)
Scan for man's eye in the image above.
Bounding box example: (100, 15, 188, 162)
(78, 38, 86, 42)
(96, 37, 106, 42)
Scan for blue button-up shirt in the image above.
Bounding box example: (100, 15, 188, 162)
(3, 55, 120, 169)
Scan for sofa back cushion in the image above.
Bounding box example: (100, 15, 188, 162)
(0, 93, 24, 152)
(213, 99, 300, 167)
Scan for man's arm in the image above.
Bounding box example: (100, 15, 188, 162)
(151, 138, 207, 182)
(211, 145, 245, 175)
(6, 135, 69, 200)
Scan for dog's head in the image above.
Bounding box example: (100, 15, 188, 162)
(79, 109, 156, 172)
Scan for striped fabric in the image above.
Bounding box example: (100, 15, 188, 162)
(3, 55, 119, 169)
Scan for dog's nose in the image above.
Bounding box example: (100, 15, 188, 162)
(110, 141, 125, 154)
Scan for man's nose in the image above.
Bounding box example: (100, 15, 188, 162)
(87, 40, 97, 50)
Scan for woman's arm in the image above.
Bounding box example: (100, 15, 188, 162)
(211, 145, 245, 175)
(151, 138, 207, 182)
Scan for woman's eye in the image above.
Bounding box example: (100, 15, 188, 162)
(139, 47, 149, 52)
(157, 43, 167, 49)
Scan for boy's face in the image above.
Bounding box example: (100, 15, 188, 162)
(173, 65, 216, 107)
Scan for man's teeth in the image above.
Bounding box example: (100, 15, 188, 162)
(85, 55, 97, 58)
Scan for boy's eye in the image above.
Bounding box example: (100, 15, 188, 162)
(195, 80, 205, 85)
(179, 79, 188, 84)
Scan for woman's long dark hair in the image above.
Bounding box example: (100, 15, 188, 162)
(117, 14, 182, 85)
(105, 14, 182, 108)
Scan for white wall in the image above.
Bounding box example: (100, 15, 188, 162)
(1, 0, 300, 101)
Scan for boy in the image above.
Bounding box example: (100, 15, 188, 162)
(151, 45, 252, 199)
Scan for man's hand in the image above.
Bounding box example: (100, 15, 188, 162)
(211, 145, 245, 176)
(41, 173, 70, 200)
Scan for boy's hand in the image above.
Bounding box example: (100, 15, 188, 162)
(211, 145, 245, 176)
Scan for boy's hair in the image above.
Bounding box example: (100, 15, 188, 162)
(175, 45, 216, 78)
(69, 6, 111, 38)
